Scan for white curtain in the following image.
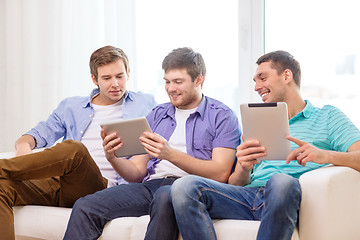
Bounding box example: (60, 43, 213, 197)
(0, 0, 136, 152)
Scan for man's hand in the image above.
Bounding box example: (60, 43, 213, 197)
(15, 144, 33, 157)
(101, 129, 123, 162)
(228, 139, 265, 186)
(286, 136, 329, 166)
(15, 135, 36, 156)
(139, 132, 174, 160)
(236, 139, 266, 172)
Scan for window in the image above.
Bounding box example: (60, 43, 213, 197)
(134, 0, 240, 111)
(265, 0, 360, 128)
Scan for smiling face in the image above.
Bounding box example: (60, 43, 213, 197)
(253, 61, 288, 103)
(164, 68, 203, 109)
(91, 59, 128, 105)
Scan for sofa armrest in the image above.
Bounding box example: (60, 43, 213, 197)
(0, 148, 45, 159)
(298, 165, 360, 240)
(0, 151, 16, 158)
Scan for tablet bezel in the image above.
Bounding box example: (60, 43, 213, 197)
(240, 102, 291, 160)
(100, 117, 152, 158)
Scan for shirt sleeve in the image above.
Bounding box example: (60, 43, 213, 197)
(212, 108, 242, 150)
(25, 99, 68, 148)
(328, 107, 360, 152)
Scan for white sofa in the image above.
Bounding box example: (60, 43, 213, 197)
(1, 151, 359, 240)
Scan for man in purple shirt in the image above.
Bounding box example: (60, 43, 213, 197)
(63, 47, 241, 240)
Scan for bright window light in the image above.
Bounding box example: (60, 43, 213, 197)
(134, 0, 239, 112)
(265, 0, 360, 128)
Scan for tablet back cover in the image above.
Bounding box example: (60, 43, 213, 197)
(240, 102, 291, 160)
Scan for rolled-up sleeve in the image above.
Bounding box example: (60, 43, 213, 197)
(25, 100, 68, 148)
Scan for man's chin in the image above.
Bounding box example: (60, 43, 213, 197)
(170, 101, 179, 107)
(262, 97, 271, 103)
(109, 97, 123, 103)
(170, 99, 182, 108)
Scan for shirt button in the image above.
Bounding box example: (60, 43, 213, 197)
(80, 131, 83, 134)
(89, 115, 92, 117)
(171, 123, 175, 127)
(203, 145, 206, 148)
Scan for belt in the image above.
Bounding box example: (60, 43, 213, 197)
(163, 175, 180, 180)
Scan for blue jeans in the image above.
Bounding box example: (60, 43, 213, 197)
(170, 173, 301, 240)
(63, 177, 178, 240)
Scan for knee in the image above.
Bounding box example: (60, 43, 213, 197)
(71, 196, 87, 214)
(150, 186, 172, 215)
(71, 194, 97, 217)
(171, 175, 204, 208)
(265, 174, 301, 206)
(62, 140, 88, 155)
(172, 175, 199, 196)
(153, 186, 172, 205)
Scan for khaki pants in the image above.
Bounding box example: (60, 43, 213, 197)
(0, 140, 108, 240)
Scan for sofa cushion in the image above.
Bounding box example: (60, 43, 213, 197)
(14, 205, 299, 240)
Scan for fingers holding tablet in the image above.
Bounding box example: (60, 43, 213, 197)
(100, 117, 153, 157)
(236, 139, 265, 170)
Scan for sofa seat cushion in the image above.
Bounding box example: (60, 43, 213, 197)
(14, 205, 299, 240)
(14, 206, 71, 240)
(14, 206, 140, 240)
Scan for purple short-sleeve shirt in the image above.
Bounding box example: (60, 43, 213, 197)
(144, 95, 241, 181)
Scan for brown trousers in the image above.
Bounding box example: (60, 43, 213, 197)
(0, 140, 108, 240)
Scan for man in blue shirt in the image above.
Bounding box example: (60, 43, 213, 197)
(161, 50, 360, 240)
(0, 46, 156, 240)
(63, 47, 241, 240)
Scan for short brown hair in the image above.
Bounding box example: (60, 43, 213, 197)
(89, 46, 130, 80)
(256, 50, 301, 87)
(162, 47, 206, 86)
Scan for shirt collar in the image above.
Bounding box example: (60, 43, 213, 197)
(194, 95, 206, 119)
(302, 100, 314, 118)
(84, 88, 130, 108)
(164, 95, 206, 119)
(291, 100, 314, 120)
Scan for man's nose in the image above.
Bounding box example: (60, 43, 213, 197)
(112, 78, 119, 87)
(254, 81, 261, 92)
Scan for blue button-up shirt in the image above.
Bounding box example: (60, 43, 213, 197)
(26, 88, 157, 148)
(144, 95, 241, 181)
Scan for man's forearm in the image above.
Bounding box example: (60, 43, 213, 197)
(228, 163, 252, 186)
(167, 148, 235, 183)
(328, 150, 360, 172)
(108, 155, 149, 183)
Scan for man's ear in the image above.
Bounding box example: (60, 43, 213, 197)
(283, 69, 293, 84)
(195, 74, 204, 87)
(91, 75, 98, 85)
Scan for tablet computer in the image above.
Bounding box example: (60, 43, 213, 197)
(100, 117, 153, 158)
(240, 102, 291, 160)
